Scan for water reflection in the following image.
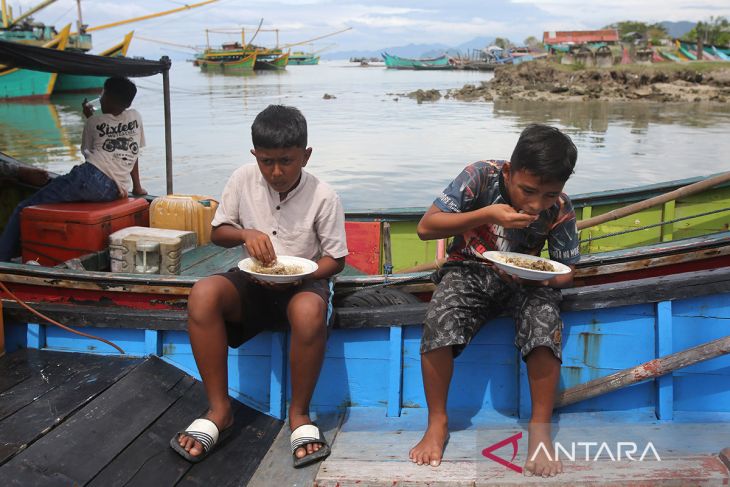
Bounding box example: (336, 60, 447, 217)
(494, 98, 730, 132)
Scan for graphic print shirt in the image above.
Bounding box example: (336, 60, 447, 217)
(81, 108, 145, 193)
(434, 160, 580, 265)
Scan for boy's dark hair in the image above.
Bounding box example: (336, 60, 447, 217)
(510, 124, 577, 183)
(251, 105, 307, 149)
(103, 77, 137, 108)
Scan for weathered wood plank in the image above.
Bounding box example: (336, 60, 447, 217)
(0, 357, 187, 486)
(86, 376, 202, 487)
(317, 456, 729, 486)
(0, 351, 117, 421)
(0, 349, 33, 394)
(4, 267, 730, 332)
(556, 335, 730, 408)
(176, 399, 283, 487)
(0, 352, 141, 465)
(247, 412, 343, 487)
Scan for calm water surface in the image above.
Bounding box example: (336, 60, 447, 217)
(2, 61, 730, 210)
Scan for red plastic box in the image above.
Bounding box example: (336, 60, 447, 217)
(21, 198, 149, 266)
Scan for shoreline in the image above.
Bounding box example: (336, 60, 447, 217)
(407, 61, 730, 103)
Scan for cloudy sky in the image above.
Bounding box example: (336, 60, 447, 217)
(10, 0, 730, 56)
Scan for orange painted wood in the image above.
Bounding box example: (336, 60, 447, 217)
(344, 221, 381, 275)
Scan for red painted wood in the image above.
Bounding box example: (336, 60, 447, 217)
(344, 221, 381, 275)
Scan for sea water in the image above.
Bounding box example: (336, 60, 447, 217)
(2, 61, 729, 210)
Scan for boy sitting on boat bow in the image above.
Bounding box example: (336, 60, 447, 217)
(171, 105, 348, 468)
(0, 76, 146, 262)
(411, 124, 579, 478)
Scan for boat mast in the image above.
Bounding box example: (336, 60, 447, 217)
(1, 0, 8, 28)
(7, 0, 58, 27)
(75, 0, 84, 33)
(83, 0, 218, 33)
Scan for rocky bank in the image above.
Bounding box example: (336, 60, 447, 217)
(412, 61, 730, 104)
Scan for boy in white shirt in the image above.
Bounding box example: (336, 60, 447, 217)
(171, 105, 348, 468)
(0, 77, 146, 261)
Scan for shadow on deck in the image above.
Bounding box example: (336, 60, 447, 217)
(0, 349, 282, 486)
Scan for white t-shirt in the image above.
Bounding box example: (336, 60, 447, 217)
(81, 108, 145, 193)
(212, 164, 349, 262)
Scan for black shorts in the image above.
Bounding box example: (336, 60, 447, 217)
(218, 269, 333, 348)
(421, 261, 564, 361)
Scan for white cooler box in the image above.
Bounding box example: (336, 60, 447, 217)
(109, 226, 197, 275)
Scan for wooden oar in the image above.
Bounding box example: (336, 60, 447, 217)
(577, 170, 730, 230)
(556, 335, 730, 408)
(395, 170, 730, 274)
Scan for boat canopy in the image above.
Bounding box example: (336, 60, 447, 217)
(0, 39, 170, 77)
(0, 39, 175, 193)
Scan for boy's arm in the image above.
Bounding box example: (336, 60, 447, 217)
(211, 224, 277, 265)
(417, 203, 538, 241)
(130, 159, 147, 196)
(312, 256, 345, 280)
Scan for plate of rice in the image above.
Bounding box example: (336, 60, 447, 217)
(480, 251, 572, 281)
(238, 255, 318, 283)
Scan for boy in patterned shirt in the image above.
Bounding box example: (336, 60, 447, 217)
(410, 124, 579, 478)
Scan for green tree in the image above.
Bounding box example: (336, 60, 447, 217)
(494, 37, 512, 49)
(524, 36, 541, 48)
(604, 21, 668, 43)
(683, 16, 730, 46)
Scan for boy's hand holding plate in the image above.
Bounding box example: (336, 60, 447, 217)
(479, 251, 571, 281)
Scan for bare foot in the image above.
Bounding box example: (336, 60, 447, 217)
(409, 414, 449, 467)
(178, 408, 233, 459)
(524, 422, 562, 477)
(290, 413, 323, 460)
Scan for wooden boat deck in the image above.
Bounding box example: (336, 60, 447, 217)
(0, 349, 282, 486)
(1, 347, 729, 485)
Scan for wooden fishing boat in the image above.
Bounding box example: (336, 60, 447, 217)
(2, 40, 730, 486)
(381, 52, 452, 70)
(288, 51, 320, 65)
(0, 25, 70, 100)
(254, 50, 289, 70)
(53, 31, 135, 93)
(197, 51, 257, 72)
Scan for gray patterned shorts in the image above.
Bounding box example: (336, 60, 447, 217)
(421, 261, 563, 362)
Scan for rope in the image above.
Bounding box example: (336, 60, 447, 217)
(0, 281, 125, 354)
(580, 207, 730, 244)
(338, 271, 433, 293)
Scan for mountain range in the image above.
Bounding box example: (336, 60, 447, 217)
(323, 21, 697, 60)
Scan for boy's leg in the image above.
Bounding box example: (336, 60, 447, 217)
(513, 286, 564, 477)
(411, 263, 506, 467)
(178, 275, 243, 458)
(286, 288, 328, 460)
(409, 346, 453, 466)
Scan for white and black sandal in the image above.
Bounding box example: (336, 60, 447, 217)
(170, 418, 231, 463)
(290, 423, 331, 468)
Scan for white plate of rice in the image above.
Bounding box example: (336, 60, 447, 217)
(480, 251, 572, 281)
(238, 255, 318, 283)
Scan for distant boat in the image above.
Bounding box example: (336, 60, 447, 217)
(381, 52, 452, 70)
(197, 50, 257, 72)
(254, 50, 290, 70)
(288, 51, 319, 65)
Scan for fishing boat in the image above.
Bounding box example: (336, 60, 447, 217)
(0, 25, 70, 100)
(0, 0, 215, 96)
(2, 41, 730, 485)
(254, 50, 289, 70)
(288, 51, 320, 65)
(53, 31, 134, 93)
(381, 52, 453, 70)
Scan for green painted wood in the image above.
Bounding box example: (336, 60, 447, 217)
(0, 69, 53, 99)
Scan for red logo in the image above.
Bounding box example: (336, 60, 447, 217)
(481, 432, 523, 473)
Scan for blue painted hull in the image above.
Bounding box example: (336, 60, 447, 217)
(6, 281, 729, 423)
